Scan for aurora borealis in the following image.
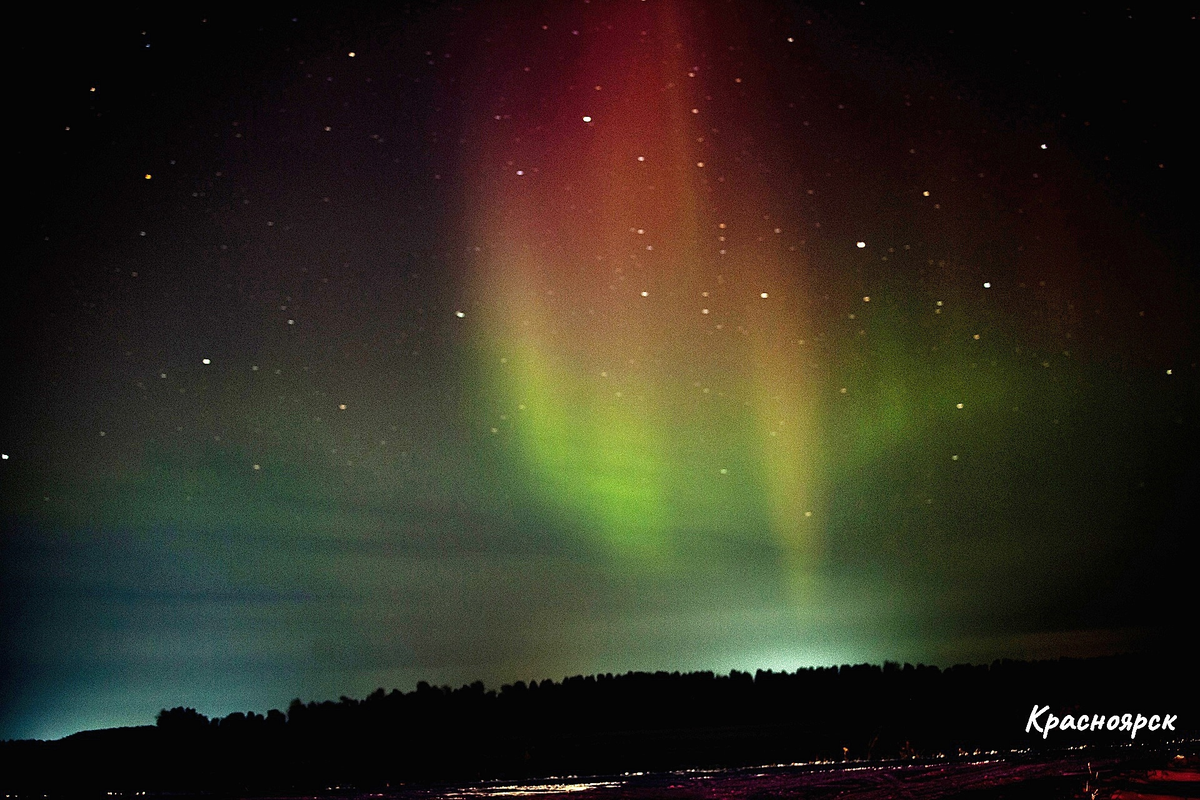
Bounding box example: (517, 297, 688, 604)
(2, 2, 1195, 742)
(466, 3, 823, 578)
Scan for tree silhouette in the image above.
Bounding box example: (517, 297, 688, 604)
(2, 654, 1194, 795)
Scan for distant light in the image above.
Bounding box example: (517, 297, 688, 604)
(582, 115, 592, 123)
(856, 241, 866, 248)
(1040, 143, 1047, 149)
(922, 190, 930, 196)
(696, 161, 704, 167)
(516, 170, 524, 176)
(1, 454, 8, 460)
(348, 51, 356, 57)
(201, 358, 211, 365)
(1166, 369, 1173, 375)
(144, 173, 152, 180)
(456, 310, 465, 318)
(983, 282, 991, 288)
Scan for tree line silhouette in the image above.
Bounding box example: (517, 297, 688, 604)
(1, 653, 1193, 796)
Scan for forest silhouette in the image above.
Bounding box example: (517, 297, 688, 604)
(1, 653, 1193, 795)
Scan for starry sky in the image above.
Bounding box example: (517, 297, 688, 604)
(2, 1, 1196, 742)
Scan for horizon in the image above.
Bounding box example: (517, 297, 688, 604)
(8, 649, 1167, 743)
(3, 1, 1195, 745)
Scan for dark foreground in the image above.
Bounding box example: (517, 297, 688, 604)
(394, 751, 1200, 800)
(372, 750, 1200, 800)
(10, 747, 1195, 800)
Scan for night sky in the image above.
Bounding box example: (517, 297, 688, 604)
(2, 2, 1196, 742)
